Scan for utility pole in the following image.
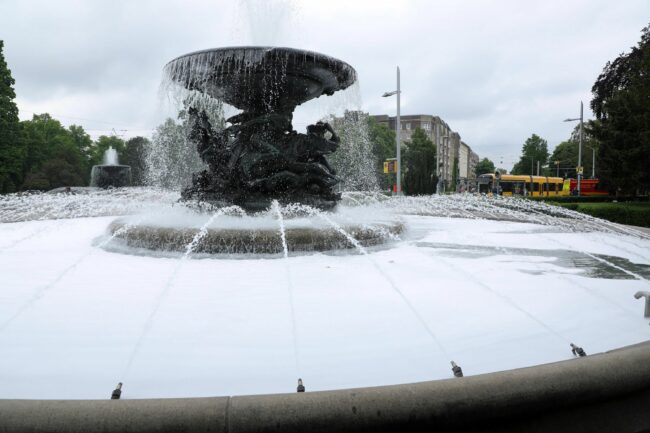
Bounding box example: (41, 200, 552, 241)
(382, 67, 402, 196)
(564, 101, 584, 195)
(396, 66, 401, 196)
(592, 147, 595, 178)
(578, 101, 583, 195)
(537, 160, 540, 176)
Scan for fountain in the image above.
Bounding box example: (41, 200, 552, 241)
(165, 47, 356, 212)
(2, 8, 650, 430)
(90, 147, 132, 188)
(106, 47, 403, 254)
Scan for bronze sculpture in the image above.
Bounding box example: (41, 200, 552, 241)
(164, 47, 357, 211)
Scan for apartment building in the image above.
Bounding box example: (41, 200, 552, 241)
(371, 114, 478, 190)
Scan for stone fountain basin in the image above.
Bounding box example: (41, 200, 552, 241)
(164, 47, 357, 111)
(107, 218, 404, 255)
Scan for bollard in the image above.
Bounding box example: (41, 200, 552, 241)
(111, 382, 123, 400)
(450, 361, 463, 378)
(570, 343, 587, 357)
(634, 291, 650, 318)
(297, 378, 305, 393)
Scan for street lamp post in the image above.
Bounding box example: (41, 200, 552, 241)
(564, 101, 584, 195)
(382, 67, 402, 195)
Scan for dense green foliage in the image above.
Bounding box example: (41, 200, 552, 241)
(590, 24, 650, 195)
(475, 157, 495, 176)
(0, 40, 23, 193)
(367, 116, 396, 190)
(402, 128, 437, 195)
(558, 202, 650, 227)
(20, 114, 90, 190)
(527, 195, 618, 203)
(511, 134, 549, 175)
(549, 124, 598, 178)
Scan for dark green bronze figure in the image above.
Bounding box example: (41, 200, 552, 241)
(165, 47, 357, 211)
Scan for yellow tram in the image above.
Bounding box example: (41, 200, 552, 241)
(477, 173, 570, 197)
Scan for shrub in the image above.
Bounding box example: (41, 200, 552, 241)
(557, 202, 650, 227)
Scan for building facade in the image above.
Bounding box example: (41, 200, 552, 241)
(371, 114, 478, 191)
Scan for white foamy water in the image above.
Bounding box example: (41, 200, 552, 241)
(1, 191, 649, 399)
(103, 147, 119, 165)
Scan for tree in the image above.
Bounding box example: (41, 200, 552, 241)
(22, 158, 84, 191)
(122, 136, 149, 186)
(367, 116, 396, 190)
(511, 134, 549, 175)
(402, 128, 437, 195)
(0, 40, 24, 193)
(590, 24, 650, 195)
(549, 123, 598, 178)
(20, 114, 88, 189)
(475, 157, 495, 176)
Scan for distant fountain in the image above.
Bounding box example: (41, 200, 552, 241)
(90, 147, 132, 188)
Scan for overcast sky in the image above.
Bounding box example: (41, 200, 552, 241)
(1, 0, 648, 169)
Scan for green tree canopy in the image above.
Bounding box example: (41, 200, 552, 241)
(549, 123, 598, 178)
(511, 134, 549, 175)
(20, 114, 89, 190)
(590, 24, 650, 194)
(68, 125, 93, 163)
(0, 40, 24, 193)
(475, 157, 495, 176)
(367, 116, 396, 190)
(403, 127, 437, 195)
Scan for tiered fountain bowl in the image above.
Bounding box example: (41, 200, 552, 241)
(106, 47, 402, 255)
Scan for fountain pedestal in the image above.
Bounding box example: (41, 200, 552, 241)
(90, 165, 131, 188)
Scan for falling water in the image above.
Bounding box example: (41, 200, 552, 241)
(290, 202, 449, 358)
(272, 200, 301, 375)
(120, 206, 241, 379)
(326, 108, 380, 192)
(103, 147, 119, 166)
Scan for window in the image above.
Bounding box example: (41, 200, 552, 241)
(405, 122, 411, 130)
(422, 122, 431, 131)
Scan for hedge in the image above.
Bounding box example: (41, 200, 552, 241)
(556, 202, 650, 228)
(525, 195, 642, 203)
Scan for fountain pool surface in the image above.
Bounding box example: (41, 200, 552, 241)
(0, 190, 649, 399)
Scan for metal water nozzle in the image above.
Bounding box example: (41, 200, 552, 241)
(450, 361, 463, 378)
(297, 378, 305, 393)
(111, 382, 123, 400)
(570, 343, 587, 357)
(634, 291, 650, 318)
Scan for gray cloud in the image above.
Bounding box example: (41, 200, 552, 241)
(1, 0, 648, 169)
